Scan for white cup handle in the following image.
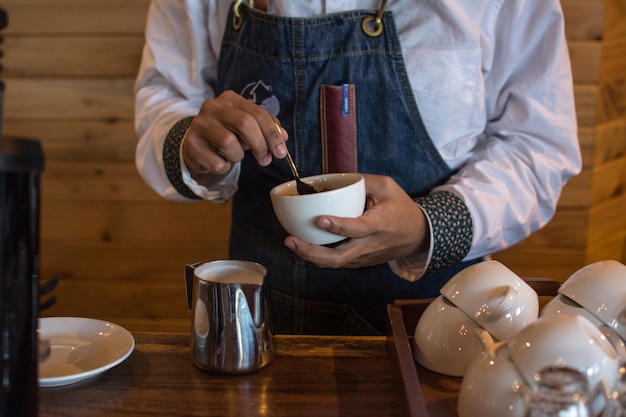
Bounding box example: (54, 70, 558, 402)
(475, 328, 496, 350)
(484, 286, 517, 323)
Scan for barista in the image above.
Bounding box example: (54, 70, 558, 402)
(135, 1, 581, 334)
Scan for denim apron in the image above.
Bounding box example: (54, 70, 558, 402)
(216, 3, 480, 335)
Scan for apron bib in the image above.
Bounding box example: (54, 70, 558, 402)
(216, 3, 479, 334)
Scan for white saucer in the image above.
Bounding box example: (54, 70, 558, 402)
(38, 317, 135, 387)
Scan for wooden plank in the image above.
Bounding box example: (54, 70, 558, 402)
(604, 0, 626, 40)
(2, 121, 137, 163)
(575, 84, 600, 126)
(3, 79, 134, 120)
(586, 196, 626, 249)
(599, 80, 626, 121)
(598, 118, 626, 160)
(578, 118, 626, 168)
(575, 82, 626, 126)
(41, 161, 163, 202)
(568, 38, 626, 84)
(493, 231, 626, 281)
(569, 40, 602, 83)
(559, 155, 626, 207)
(601, 37, 626, 84)
(40, 240, 230, 282)
(38, 241, 229, 330)
(519, 193, 626, 248)
(586, 233, 626, 265)
(559, 168, 593, 208)
(2, 35, 144, 78)
(561, 0, 626, 41)
(39, 280, 189, 322)
(41, 200, 233, 242)
(561, 0, 605, 41)
(1, 0, 150, 35)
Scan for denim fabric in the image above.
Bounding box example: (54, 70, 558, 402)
(216, 5, 471, 335)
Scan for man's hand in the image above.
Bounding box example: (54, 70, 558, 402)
(182, 90, 288, 180)
(284, 174, 429, 268)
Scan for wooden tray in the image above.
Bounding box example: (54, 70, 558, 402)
(387, 299, 460, 417)
(386, 278, 561, 417)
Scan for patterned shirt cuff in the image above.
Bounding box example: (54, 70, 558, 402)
(414, 191, 473, 274)
(163, 116, 202, 200)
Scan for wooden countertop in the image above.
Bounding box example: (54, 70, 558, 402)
(39, 333, 409, 417)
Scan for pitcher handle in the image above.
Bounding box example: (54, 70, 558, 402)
(185, 262, 203, 314)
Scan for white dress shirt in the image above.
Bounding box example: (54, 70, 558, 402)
(135, 0, 581, 278)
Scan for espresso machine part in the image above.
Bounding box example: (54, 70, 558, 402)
(0, 8, 6, 136)
(0, 136, 44, 417)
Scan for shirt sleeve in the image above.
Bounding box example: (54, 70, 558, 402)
(390, 0, 581, 281)
(163, 117, 240, 203)
(389, 191, 473, 282)
(134, 0, 238, 202)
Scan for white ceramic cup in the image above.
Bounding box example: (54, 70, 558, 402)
(440, 260, 539, 341)
(557, 260, 626, 340)
(507, 313, 619, 393)
(458, 338, 527, 417)
(413, 295, 485, 377)
(542, 294, 626, 364)
(270, 173, 365, 245)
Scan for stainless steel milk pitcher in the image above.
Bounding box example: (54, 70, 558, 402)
(185, 260, 275, 374)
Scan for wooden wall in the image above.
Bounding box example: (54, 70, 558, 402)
(1, 0, 625, 333)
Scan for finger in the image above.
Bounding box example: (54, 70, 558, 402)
(217, 95, 288, 165)
(315, 215, 372, 240)
(269, 117, 289, 159)
(284, 236, 351, 268)
(182, 123, 239, 175)
(196, 93, 269, 165)
(360, 173, 386, 202)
